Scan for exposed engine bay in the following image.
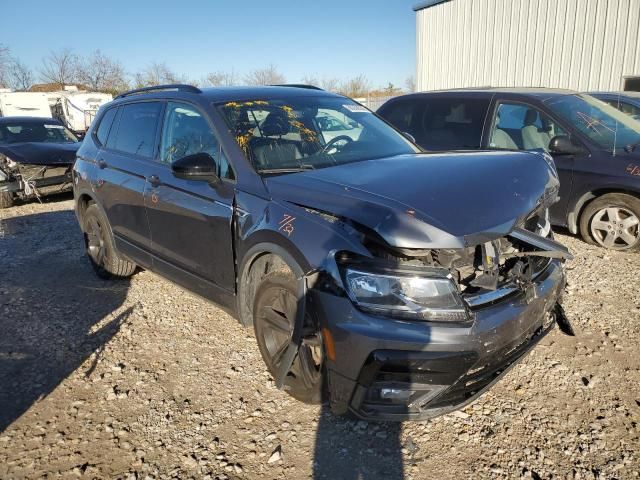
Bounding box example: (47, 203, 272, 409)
(0, 154, 73, 201)
(313, 204, 571, 307)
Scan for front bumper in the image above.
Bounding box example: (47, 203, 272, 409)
(312, 259, 565, 421)
(0, 171, 72, 195)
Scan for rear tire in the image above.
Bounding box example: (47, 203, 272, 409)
(0, 191, 14, 209)
(253, 272, 325, 404)
(579, 193, 640, 251)
(82, 203, 137, 278)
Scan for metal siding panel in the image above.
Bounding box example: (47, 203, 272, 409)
(622, 0, 640, 82)
(603, 0, 622, 90)
(541, 0, 557, 87)
(508, 0, 519, 86)
(552, 0, 568, 86)
(570, 1, 588, 88)
(514, 1, 529, 85)
(415, 0, 640, 91)
(589, 0, 608, 88)
(535, 0, 549, 87)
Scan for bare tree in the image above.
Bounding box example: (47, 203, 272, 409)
(133, 62, 186, 88)
(7, 59, 34, 90)
(339, 75, 370, 98)
(384, 82, 401, 95)
(405, 75, 416, 93)
(244, 64, 286, 86)
(0, 44, 11, 87)
(40, 48, 79, 85)
(205, 70, 238, 87)
(77, 50, 128, 94)
(320, 77, 340, 92)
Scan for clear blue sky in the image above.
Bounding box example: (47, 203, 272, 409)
(5, 0, 417, 89)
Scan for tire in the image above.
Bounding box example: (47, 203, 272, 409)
(0, 191, 14, 209)
(579, 193, 640, 251)
(253, 272, 325, 404)
(82, 203, 137, 278)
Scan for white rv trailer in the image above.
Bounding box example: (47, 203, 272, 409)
(0, 92, 52, 118)
(50, 91, 113, 134)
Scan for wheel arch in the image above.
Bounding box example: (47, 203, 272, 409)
(567, 188, 640, 234)
(236, 240, 310, 327)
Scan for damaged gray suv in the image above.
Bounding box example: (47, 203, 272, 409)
(73, 84, 572, 421)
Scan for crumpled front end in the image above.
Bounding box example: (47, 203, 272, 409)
(0, 153, 73, 200)
(308, 205, 571, 421)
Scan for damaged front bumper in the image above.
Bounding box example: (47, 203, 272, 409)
(312, 258, 566, 421)
(0, 168, 72, 196)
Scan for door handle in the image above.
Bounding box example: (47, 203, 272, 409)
(147, 175, 161, 187)
(97, 158, 107, 169)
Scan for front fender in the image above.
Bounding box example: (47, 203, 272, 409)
(234, 191, 372, 326)
(235, 191, 371, 274)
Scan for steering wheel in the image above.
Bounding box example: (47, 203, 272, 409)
(321, 135, 353, 154)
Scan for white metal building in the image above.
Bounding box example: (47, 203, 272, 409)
(414, 0, 640, 92)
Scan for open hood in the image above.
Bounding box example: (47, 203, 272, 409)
(0, 142, 79, 167)
(265, 151, 559, 249)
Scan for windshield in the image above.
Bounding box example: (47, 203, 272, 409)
(218, 96, 418, 174)
(545, 94, 640, 152)
(0, 121, 78, 145)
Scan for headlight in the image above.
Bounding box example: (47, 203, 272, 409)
(343, 267, 468, 322)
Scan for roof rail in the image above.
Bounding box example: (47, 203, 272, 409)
(270, 84, 324, 91)
(115, 84, 202, 99)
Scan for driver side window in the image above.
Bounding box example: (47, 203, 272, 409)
(160, 102, 233, 179)
(489, 103, 567, 152)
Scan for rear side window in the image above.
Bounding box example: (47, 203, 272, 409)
(95, 107, 117, 145)
(419, 97, 489, 150)
(379, 99, 417, 133)
(380, 97, 489, 150)
(112, 102, 162, 157)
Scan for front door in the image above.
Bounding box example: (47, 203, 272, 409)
(143, 101, 236, 301)
(485, 100, 581, 225)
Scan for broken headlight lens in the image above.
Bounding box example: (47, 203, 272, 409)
(343, 268, 468, 322)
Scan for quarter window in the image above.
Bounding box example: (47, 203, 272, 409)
(95, 107, 117, 145)
(112, 102, 162, 157)
(160, 102, 233, 179)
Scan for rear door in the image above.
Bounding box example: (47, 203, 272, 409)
(143, 101, 236, 301)
(95, 101, 163, 266)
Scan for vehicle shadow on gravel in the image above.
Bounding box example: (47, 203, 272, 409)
(313, 406, 405, 479)
(0, 209, 131, 432)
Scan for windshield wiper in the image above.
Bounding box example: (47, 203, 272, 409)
(258, 165, 315, 175)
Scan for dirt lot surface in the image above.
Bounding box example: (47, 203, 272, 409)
(0, 195, 638, 480)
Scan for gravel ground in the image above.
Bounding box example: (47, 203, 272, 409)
(0, 195, 638, 480)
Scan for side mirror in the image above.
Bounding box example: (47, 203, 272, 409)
(402, 131, 416, 143)
(549, 135, 581, 155)
(171, 152, 219, 182)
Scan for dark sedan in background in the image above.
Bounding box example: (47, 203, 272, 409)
(0, 116, 79, 208)
(589, 91, 640, 121)
(379, 88, 640, 251)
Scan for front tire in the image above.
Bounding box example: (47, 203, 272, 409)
(253, 272, 325, 404)
(580, 193, 640, 251)
(82, 203, 137, 278)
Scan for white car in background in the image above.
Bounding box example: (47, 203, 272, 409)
(316, 109, 363, 142)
